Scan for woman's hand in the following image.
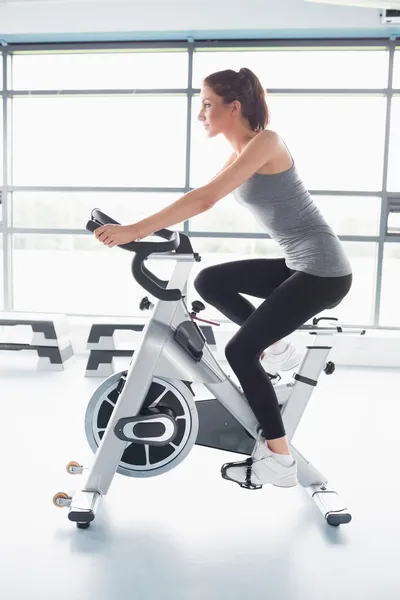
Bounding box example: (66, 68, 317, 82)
(94, 224, 142, 248)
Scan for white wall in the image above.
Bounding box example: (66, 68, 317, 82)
(0, 0, 397, 40)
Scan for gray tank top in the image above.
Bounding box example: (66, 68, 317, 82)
(232, 160, 352, 278)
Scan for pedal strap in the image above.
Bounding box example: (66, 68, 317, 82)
(245, 458, 253, 488)
(241, 458, 262, 491)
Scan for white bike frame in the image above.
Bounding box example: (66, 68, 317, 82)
(67, 252, 363, 527)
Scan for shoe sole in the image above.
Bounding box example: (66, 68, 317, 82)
(272, 477, 298, 488)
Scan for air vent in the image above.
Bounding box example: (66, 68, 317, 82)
(381, 8, 400, 22)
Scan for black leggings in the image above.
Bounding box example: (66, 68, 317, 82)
(194, 258, 352, 440)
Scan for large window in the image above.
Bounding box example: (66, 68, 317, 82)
(12, 97, 187, 187)
(260, 95, 386, 192)
(12, 191, 182, 229)
(193, 48, 389, 89)
(1, 42, 400, 328)
(12, 51, 189, 90)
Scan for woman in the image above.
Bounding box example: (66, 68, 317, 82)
(95, 68, 352, 489)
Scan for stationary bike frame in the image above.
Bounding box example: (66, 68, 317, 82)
(56, 211, 364, 528)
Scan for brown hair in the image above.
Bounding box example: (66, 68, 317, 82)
(203, 67, 270, 132)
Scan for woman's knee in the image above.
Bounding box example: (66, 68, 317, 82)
(224, 336, 239, 363)
(225, 333, 259, 368)
(193, 265, 220, 296)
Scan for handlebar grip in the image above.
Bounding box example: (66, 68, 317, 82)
(86, 219, 101, 233)
(87, 208, 180, 253)
(86, 208, 121, 233)
(91, 208, 121, 226)
(86, 208, 183, 301)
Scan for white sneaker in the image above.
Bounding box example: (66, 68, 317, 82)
(261, 341, 300, 376)
(221, 437, 298, 489)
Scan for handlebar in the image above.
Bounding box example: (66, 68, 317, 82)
(86, 208, 190, 301)
(87, 208, 181, 254)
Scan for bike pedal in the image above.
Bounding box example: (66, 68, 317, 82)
(239, 482, 263, 490)
(221, 459, 263, 491)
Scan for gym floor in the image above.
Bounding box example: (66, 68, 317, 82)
(0, 354, 398, 600)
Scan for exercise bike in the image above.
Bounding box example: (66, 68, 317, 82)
(53, 208, 364, 529)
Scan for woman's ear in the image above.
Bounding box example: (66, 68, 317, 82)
(232, 100, 241, 114)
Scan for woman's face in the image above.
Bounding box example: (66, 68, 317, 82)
(198, 86, 233, 138)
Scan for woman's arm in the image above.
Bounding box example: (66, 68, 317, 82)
(131, 152, 237, 239)
(132, 187, 211, 240)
